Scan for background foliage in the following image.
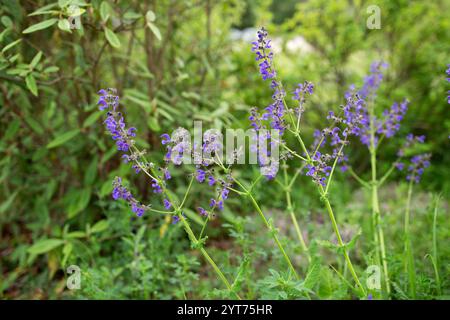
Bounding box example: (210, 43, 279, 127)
(0, 0, 448, 299)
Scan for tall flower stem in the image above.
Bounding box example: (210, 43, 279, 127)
(320, 186, 366, 296)
(283, 163, 310, 262)
(233, 178, 301, 281)
(404, 179, 416, 298)
(131, 146, 241, 300)
(368, 102, 391, 296)
(292, 126, 366, 296)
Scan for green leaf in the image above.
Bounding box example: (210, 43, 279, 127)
(104, 27, 120, 48)
(24, 115, 44, 135)
(100, 1, 112, 22)
(25, 75, 38, 96)
(147, 116, 161, 132)
(124, 11, 141, 20)
(0, 191, 18, 215)
(43, 66, 59, 73)
(61, 242, 73, 266)
(147, 22, 161, 41)
(23, 18, 58, 34)
(1, 39, 22, 54)
(304, 263, 321, 290)
(145, 10, 156, 22)
(27, 239, 64, 255)
(29, 51, 43, 69)
(46, 129, 80, 149)
(58, 0, 71, 8)
(82, 110, 103, 128)
(84, 156, 98, 185)
(91, 220, 109, 234)
(66, 231, 86, 239)
(28, 4, 58, 16)
(57, 19, 72, 33)
(67, 188, 91, 218)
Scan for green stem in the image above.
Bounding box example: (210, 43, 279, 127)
(283, 164, 310, 262)
(347, 166, 370, 189)
(129, 146, 240, 299)
(368, 100, 391, 297)
(432, 195, 442, 295)
(234, 178, 300, 281)
(404, 179, 416, 299)
(320, 186, 367, 297)
(289, 124, 365, 296)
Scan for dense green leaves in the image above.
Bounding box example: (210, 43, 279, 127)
(0, 0, 448, 301)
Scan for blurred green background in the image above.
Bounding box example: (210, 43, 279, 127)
(0, 0, 448, 299)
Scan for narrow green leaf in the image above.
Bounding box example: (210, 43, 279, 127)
(28, 4, 58, 16)
(25, 75, 38, 96)
(23, 18, 58, 34)
(24, 115, 44, 135)
(82, 110, 103, 128)
(147, 22, 161, 41)
(46, 129, 80, 149)
(0, 191, 18, 214)
(1, 39, 22, 53)
(27, 239, 64, 255)
(91, 220, 109, 234)
(29, 51, 43, 69)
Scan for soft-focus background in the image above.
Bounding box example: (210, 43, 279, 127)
(0, 0, 448, 299)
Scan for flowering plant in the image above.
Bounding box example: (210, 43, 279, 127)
(97, 28, 440, 300)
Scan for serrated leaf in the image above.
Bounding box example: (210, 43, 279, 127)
(104, 27, 120, 48)
(25, 75, 38, 96)
(304, 263, 321, 290)
(23, 18, 57, 34)
(27, 239, 64, 255)
(46, 129, 80, 149)
(147, 22, 161, 41)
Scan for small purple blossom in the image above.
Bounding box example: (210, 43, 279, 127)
(198, 207, 208, 217)
(196, 169, 206, 183)
(163, 198, 171, 210)
(208, 175, 216, 186)
(98, 88, 137, 152)
(112, 177, 147, 217)
(151, 179, 162, 193)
